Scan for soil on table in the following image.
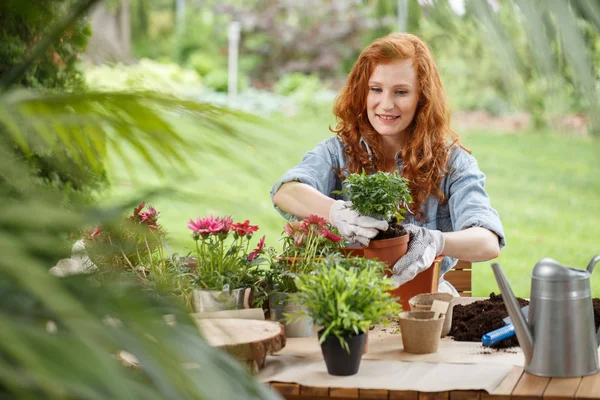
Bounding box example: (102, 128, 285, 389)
(373, 219, 407, 241)
(450, 293, 600, 349)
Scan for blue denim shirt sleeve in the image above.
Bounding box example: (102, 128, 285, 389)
(270, 137, 344, 220)
(445, 147, 506, 249)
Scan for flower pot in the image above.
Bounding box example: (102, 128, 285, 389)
(362, 234, 441, 310)
(192, 287, 250, 313)
(409, 292, 455, 337)
(318, 329, 366, 376)
(398, 310, 444, 354)
(269, 292, 314, 337)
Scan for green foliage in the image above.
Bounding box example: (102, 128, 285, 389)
(203, 68, 249, 93)
(85, 59, 202, 96)
(335, 171, 412, 222)
(0, 0, 90, 90)
(290, 256, 401, 351)
(0, 88, 282, 399)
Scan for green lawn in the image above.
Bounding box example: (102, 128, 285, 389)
(101, 110, 600, 298)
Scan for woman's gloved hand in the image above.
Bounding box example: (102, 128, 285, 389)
(329, 200, 388, 246)
(391, 224, 445, 286)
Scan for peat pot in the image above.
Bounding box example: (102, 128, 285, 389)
(192, 287, 250, 313)
(399, 310, 444, 354)
(409, 292, 455, 337)
(318, 329, 366, 376)
(269, 292, 314, 337)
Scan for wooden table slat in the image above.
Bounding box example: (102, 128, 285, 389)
(512, 372, 551, 399)
(358, 388, 390, 399)
(271, 382, 300, 396)
(450, 390, 481, 400)
(543, 377, 582, 400)
(301, 385, 330, 397)
(480, 366, 524, 400)
(575, 372, 600, 399)
(389, 391, 419, 400)
(419, 392, 449, 400)
(330, 387, 359, 398)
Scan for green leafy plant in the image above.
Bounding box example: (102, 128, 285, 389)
(289, 256, 401, 351)
(334, 170, 412, 240)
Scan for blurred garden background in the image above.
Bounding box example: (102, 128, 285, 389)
(1, 0, 600, 397)
(79, 0, 600, 297)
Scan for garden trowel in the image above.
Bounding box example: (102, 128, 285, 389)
(481, 305, 529, 347)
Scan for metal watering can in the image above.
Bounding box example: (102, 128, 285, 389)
(491, 255, 600, 377)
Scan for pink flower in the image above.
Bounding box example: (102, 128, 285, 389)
(248, 235, 266, 261)
(188, 215, 232, 236)
(231, 220, 259, 237)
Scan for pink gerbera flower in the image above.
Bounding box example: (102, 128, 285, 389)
(187, 215, 233, 237)
(303, 214, 327, 229)
(248, 235, 266, 261)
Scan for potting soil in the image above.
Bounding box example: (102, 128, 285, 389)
(449, 293, 600, 349)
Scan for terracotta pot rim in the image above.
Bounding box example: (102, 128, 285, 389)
(362, 233, 409, 249)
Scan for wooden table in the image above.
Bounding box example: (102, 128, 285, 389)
(267, 367, 600, 399)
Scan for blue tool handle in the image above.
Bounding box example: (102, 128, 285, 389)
(481, 324, 515, 346)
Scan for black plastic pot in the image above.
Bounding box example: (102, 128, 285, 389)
(318, 329, 366, 376)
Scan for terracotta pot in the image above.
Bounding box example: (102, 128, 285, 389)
(339, 247, 365, 258)
(399, 310, 444, 354)
(409, 292, 455, 337)
(361, 234, 441, 310)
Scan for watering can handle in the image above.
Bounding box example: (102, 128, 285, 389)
(586, 254, 600, 274)
(587, 255, 600, 346)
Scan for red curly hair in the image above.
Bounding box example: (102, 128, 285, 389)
(331, 33, 468, 221)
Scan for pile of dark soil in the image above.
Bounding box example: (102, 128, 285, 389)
(450, 293, 600, 349)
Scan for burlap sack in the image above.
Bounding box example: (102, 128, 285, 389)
(408, 292, 454, 337)
(399, 311, 444, 354)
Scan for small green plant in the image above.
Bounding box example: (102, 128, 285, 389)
(289, 256, 401, 351)
(336, 170, 412, 223)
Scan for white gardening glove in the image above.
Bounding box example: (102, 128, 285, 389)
(329, 200, 389, 246)
(391, 224, 445, 287)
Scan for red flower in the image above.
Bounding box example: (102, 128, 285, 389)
(90, 227, 102, 238)
(231, 220, 259, 237)
(248, 235, 266, 261)
(320, 227, 342, 243)
(188, 215, 232, 236)
(132, 202, 145, 218)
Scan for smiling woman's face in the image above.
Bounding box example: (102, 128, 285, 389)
(366, 59, 420, 143)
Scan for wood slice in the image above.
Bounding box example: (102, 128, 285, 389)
(195, 318, 286, 373)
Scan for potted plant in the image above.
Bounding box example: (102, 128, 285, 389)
(267, 215, 343, 337)
(289, 256, 401, 376)
(335, 171, 440, 309)
(334, 170, 412, 265)
(186, 215, 267, 312)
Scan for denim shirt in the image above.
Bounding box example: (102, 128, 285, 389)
(270, 136, 506, 280)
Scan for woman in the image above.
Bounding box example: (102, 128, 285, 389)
(270, 33, 505, 294)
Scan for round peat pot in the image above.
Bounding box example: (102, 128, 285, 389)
(399, 310, 444, 354)
(409, 292, 455, 337)
(318, 330, 366, 376)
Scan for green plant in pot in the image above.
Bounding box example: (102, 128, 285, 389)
(267, 215, 344, 337)
(334, 170, 412, 265)
(289, 256, 401, 376)
(186, 215, 267, 312)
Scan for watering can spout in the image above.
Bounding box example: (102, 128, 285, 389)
(491, 263, 534, 364)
